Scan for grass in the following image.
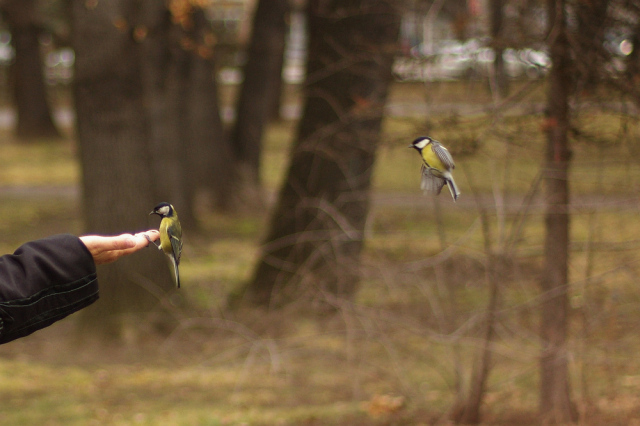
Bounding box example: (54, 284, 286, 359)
(0, 81, 638, 424)
(0, 134, 78, 187)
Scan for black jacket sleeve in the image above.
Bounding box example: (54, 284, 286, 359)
(0, 234, 99, 344)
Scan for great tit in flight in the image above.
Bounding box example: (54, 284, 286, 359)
(147, 202, 183, 288)
(409, 136, 460, 201)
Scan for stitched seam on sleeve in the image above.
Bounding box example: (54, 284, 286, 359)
(0, 274, 97, 308)
(4, 286, 98, 336)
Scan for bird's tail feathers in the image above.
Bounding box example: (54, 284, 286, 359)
(170, 256, 181, 288)
(446, 176, 461, 202)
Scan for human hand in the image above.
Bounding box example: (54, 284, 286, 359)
(80, 230, 160, 265)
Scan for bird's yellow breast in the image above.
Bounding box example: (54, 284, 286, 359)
(421, 146, 447, 173)
(159, 219, 173, 254)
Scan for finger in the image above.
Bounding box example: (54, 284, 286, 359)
(145, 230, 160, 240)
(135, 230, 160, 246)
(109, 234, 137, 250)
(114, 232, 158, 253)
(80, 233, 155, 265)
(104, 232, 156, 255)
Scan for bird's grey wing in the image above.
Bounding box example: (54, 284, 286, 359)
(421, 165, 446, 195)
(431, 142, 455, 169)
(167, 227, 183, 264)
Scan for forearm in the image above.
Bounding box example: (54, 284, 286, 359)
(0, 234, 99, 344)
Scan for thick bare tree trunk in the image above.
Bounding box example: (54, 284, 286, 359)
(231, 0, 290, 188)
(2, 0, 60, 140)
(625, 10, 640, 92)
(71, 0, 175, 339)
(139, 1, 232, 225)
(242, 0, 400, 307)
(575, 0, 610, 92)
(489, 0, 508, 98)
(539, 0, 577, 422)
(182, 23, 235, 214)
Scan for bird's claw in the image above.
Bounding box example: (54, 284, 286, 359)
(144, 234, 160, 248)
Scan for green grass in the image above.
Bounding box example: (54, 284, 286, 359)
(0, 133, 78, 186)
(0, 81, 639, 424)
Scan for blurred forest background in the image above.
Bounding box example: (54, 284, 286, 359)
(0, 0, 638, 424)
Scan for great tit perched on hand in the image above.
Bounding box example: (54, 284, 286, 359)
(409, 136, 461, 201)
(147, 202, 183, 288)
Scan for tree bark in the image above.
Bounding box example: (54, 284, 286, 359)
(2, 0, 60, 140)
(231, 0, 290, 187)
(539, 0, 577, 422)
(139, 1, 233, 225)
(626, 12, 640, 88)
(489, 0, 508, 98)
(71, 0, 175, 339)
(242, 0, 400, 307)
(575, 0, 610, 92)
(184, 9, 236, 212)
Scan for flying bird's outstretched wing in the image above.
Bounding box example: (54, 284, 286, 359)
(420, 165, 446, 195)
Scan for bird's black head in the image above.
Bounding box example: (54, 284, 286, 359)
(150, 202, 173, 218)
(409, 136, 432, 151)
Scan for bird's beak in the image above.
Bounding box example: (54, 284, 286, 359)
(408, 144, 414, 148)
(149, 211, 155, 215)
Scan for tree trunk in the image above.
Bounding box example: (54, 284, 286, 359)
(184, 9, 235, 212)
(626, 13, 640, 87)
(231, 0, 290, 187)
(539, 0, 577, 422)
(139, 1, 233, 224)
(71, 0, 175, 339)
(489, 0, 508, 98)
(242, 0, 400, 307)
(2, 0, 60, 140)
(575, 0, 609, 93)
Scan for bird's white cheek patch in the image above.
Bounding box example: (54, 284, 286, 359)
(158, 206, 170, 215)
(414, 139, 429, 149)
